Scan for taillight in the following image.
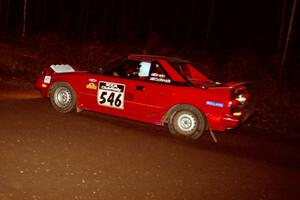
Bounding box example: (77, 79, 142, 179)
(235, 94, 247, 104)
(230, 86, 249, 106)
(228, 85, 250, 116)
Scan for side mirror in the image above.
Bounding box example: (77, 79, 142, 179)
(97, 67, 104, 74)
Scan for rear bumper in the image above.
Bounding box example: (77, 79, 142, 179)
(208, 109, 253, 131)
(223, 110, 253, 130)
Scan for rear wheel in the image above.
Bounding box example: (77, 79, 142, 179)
(50, 82, 76, 113)
(168, 105, 206, 140)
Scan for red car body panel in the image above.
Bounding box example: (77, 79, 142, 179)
(36, 55, 252, 131)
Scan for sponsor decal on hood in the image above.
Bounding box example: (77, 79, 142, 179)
(86, 83, 97, 90)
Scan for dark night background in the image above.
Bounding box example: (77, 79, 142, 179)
(0, 0, 299, 52)
(0, 0, 299, 136)
(0, 0, 299, 76)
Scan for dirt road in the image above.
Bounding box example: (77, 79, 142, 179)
(0, 87, 299, 200)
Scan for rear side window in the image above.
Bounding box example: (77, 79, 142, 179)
(171, 62, 210, 82)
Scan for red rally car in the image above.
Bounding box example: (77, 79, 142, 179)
(36, 54, 252, 140)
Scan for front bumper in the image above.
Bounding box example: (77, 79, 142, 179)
(35, 76, 50, 98)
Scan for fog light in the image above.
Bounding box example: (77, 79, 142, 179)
(233, 112, 242, 117)
(41, 83, 48, 88)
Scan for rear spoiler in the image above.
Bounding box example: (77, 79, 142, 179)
(228, 81, 253, 88)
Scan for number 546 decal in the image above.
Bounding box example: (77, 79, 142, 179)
(98, 81, 125, 109)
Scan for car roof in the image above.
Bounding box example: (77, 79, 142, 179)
(128, 54, 190, 63)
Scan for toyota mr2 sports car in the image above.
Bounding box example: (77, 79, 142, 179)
(36, 54, 252, 140)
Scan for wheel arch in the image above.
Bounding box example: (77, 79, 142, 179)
(49, 81, 77, 96)
(162, 103, 208, 130)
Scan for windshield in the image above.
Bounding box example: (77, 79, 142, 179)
(92, 57, 126, 74)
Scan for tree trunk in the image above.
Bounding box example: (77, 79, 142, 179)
(187, 0, 197, 45)
(0, 0, 3, 32)
(59, 0, 65, 34)
(22, 0, 27, 39)
(171, 1, 181, 43)
(4, 0, 10, 34)
(280, 0, 298, 76)
(80, 0, 89, 38)
(203, 0, 215, 54)
(84, 0, 90, 37)
(278, 0, 287, 52)
(99, 0, 113, 41)
(0, 0, 2, 20)
(121, 0, 127, 40)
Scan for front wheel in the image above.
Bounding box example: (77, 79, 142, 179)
(50, 82, 76, 113)
(168, 105, 206, 140)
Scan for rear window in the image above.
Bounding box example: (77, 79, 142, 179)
(169, 61, 215, 82)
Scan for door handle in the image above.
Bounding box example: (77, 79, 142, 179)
(136, 85, 144, 91)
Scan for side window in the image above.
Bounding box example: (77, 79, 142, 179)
(103, 60, 151, 80)
(103, 60, 171, 84)
(149, 63, 171, 84)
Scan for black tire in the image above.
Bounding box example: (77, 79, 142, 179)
(168, 104, 206, 140)
(50, 82, 77, 113)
